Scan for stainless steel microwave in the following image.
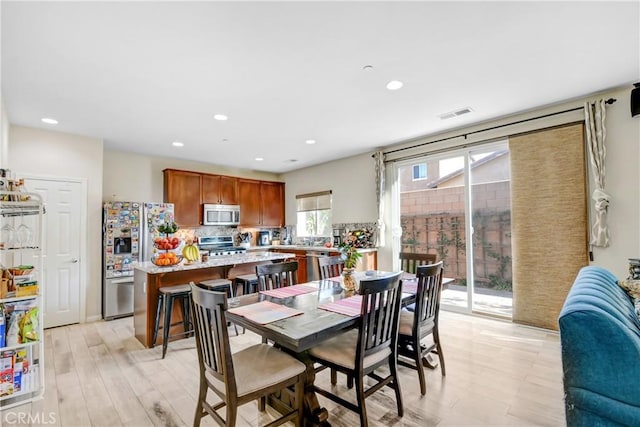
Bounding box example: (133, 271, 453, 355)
(203, 204, 240, 226)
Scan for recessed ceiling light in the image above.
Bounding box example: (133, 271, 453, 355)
(214, 114, 228, 121)
(41, 117, 58, 125)
(255, 157, 264, 161)
(222, 139, 229, 143)
(305, 139, 316, 145)
(363, 65, 374, 71)
(172, 141, 184, 147)
(386, 80, 404, 90)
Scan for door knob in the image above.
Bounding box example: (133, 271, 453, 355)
(71, 258, 79, 263)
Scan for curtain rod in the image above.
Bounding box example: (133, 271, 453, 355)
(375, 98, 616, 157)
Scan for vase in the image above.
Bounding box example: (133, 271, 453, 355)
(341, 268, 358, 294)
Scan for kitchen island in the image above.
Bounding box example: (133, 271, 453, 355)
(133, 251, 294, 347)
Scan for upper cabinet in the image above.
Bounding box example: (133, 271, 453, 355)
(164, 169, 283, 228)
(238, 179, 285, 227)
(202, 174, 238, 205)
(163, 169, 202, 227)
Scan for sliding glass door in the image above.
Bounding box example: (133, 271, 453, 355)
(395, 142, 512, 317)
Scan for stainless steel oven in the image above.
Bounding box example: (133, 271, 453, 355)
(203, 204, 240, 226)
(198, 235, 246, 256)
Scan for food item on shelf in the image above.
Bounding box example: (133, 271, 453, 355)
(8, 265, 34, 276)
(0, 307, 5, 348)
(182, 240, 200, 262)
(0, 350, 14, 396)
(152, 252, 182, 267)
(6, 311, 22, 346)
(19, 308, 38, 342)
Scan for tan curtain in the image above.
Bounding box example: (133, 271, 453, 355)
(509, 123, 589, 330)
(584, 99, 610, 247)
(374, 151, 386, 247)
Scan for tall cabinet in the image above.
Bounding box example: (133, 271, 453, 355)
(0, 192, 44, 409)
(238, 179, 285, 227)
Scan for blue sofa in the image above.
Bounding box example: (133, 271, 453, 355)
(559, 266, 640, 426)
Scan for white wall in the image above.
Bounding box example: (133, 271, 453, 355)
(590, 88, 640, 276)
(282, 152, 378, 225)
(9, 125, 104, 322)
(103, 149, 281, 203)
(0, 99, 8, 168)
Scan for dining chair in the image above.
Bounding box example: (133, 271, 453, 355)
(255, 261, 299, 291)
(308, 271, 404, 427)
(317, 255, 345, 280)
(399, 252, 437, 275)
(189, 283, 306, 427)
(397, 261, 446, 395)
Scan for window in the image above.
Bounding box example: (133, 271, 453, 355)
(412, 163, 427, 180)
(296, 191, 332, 237)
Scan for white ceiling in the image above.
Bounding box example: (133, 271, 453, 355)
(2, 1, 639, 173)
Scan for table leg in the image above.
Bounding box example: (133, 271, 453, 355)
(300, 353, 330, 427)
(264, 351, 330, 426)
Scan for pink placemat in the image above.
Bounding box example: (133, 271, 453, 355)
(259, 284, 318, 299)
(319, 295, 363, 317)
(228, 300, 304, 324)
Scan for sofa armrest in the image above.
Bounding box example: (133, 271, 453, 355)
(566, 387, 640, 426)
(560, 309, 640, 408)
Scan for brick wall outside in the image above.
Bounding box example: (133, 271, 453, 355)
(400, 181, 512, 289)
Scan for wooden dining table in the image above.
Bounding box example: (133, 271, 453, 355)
(225, 271, 443, 426)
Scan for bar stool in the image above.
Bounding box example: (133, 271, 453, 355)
(197, 278, 240, 335)
(234, 274, 258, 295)
(153, 284, 193, 359)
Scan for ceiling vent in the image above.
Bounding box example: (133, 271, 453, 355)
(438, 107, 473, 120)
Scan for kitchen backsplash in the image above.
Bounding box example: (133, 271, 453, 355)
(189, 222, 377, 248)
(287, 222, 377, 247)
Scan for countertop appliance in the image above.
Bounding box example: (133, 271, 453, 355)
(203, 204, 240, 226)
(102, 201, 174, 320)
(258, 230, 270, 246)
(198, 235, 247, 256)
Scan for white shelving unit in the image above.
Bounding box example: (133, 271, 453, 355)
(0, 192, 45, 409)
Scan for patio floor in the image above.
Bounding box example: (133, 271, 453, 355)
(442, 284, 513, 317)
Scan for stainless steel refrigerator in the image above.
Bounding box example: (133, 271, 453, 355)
(102, 201, 174, 320)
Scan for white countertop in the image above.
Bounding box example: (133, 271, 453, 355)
(134, 251, 295, 274)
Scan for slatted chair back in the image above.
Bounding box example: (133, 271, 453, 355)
(189, 283, 237, 400)
(357, 272, 404, 364)
(399, 252, 437, 275)
(317, 255, 345, 280)
(414, 262, 444, 336)
(255, 261, 299, 291)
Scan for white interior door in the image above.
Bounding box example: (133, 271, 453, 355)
(24, 177, 83, 328)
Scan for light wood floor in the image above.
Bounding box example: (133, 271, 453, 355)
(5, 311, 565, 426)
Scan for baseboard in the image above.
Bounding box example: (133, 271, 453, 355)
(85, 315, 102, 323)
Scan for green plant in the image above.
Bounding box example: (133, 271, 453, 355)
(338, 234, 363, 269)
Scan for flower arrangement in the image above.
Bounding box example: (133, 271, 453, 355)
(338, 231, 363, 269)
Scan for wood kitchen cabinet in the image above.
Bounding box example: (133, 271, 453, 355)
(202, 174, 238, 205)
(164, 170, 284, 228)
(163, 169, 202, 227)
(238, 179, 285, 227)
(271, 249, 307, 284)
